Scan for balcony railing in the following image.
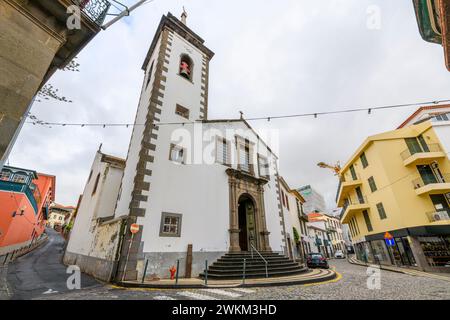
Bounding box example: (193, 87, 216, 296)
(400, 143, 442, 161)
(72, 0, 111, 26)
(412, 173, 450, 190)
(340, 195, 369, 218)
(427, 209, 450, 222)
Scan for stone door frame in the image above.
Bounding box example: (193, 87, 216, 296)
(226, 168, 271, 252)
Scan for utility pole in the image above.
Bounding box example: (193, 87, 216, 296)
(102, 0, 150, 30)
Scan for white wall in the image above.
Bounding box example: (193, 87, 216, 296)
(66, 152, 123, 257)
(137, 120, 283, 254)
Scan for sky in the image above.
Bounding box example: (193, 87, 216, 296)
(8, 0, 450, 211)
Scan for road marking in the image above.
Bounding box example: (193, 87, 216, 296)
(177, 291, 218, 300)
(302, 270, 342, 287)
(201, 288, 242, 298)
(231, 288, 255, 294)
(42, 289, 58, 294)
(154, 295, 175, 300)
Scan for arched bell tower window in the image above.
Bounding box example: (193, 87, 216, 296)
(179, 54, 193, 81)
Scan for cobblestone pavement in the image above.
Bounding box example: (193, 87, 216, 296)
(37, 259, 450, 300)
(241, 259, 450, 300)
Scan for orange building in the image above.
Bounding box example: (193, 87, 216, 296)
(0, 166, 55, 255)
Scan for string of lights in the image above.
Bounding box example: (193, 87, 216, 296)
(26, 98, 450, 128)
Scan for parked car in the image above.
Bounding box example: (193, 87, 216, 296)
(334, 250, 345, 259)
(306, 253, 329, 269)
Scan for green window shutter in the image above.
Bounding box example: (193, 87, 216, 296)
(368, 176, 377, 192)
(360, 152, 369, 168)
(376, 203, 387, 220)
(363, 210, 373, 232)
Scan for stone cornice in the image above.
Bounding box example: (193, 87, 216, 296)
(225, 168, 269, 186)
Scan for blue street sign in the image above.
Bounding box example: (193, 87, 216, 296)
(385, 238, 395, 247)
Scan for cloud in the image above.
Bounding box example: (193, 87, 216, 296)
(8, 0, 450, 210)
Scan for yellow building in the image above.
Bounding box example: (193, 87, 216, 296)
(337, 115, 450, 272)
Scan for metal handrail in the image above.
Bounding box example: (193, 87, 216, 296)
(250, 243, 268, 278)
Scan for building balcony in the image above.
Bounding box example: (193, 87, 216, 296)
(0, 180, 38, 213)
(71, 0, 112, 26)
(400, 144, 446, 166)
(426, 209, 450, 223)
(340, 196, 370, 224)
(412, 174, 450, 196)
(336, 175, 362, 207)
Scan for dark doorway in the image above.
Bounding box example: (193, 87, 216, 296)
(238, 195, 256, 251)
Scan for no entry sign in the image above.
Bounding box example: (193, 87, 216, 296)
(130, 223, 140, 234)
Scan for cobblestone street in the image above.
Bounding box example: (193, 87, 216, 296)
(35, 259, 450, 300)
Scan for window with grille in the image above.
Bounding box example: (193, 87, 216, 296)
(169, 144, 185, 164)
(159, 212, 182, 237)
(175, 104, 190, 119)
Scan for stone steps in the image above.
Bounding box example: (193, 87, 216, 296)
(199, 251, 307, 280)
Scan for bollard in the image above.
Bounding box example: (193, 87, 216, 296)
(204, 260, 208, 286)
(141, 259, 149, 284)
(175, 259, 180, 285)
(242, 258, 246, 285)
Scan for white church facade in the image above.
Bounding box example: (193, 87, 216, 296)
(64, 12, 305, 282)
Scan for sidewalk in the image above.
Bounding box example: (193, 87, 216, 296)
(348, 256, 450, 283)
(117, 268, 337, 289)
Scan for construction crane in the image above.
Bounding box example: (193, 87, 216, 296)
(317, 161, 341, 176)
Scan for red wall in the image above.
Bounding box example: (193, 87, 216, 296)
(0, 173, 55, 252)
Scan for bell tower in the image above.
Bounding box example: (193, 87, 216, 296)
(114, 12, 214, 280)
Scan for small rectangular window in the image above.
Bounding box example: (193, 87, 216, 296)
(360, 152, 369, 168)
(258, 155, 270, 179)
(376, 203, 387, 220)
(362, 210, 373, 232)
(169, 144, 185, 164)
(368, 176, 377, 192)
(175, 104, 190, 119)
(159, 212, 182, 237)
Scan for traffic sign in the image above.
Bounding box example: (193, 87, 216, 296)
(130, 223, 140, 234)
(385, 238, 395, 247)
